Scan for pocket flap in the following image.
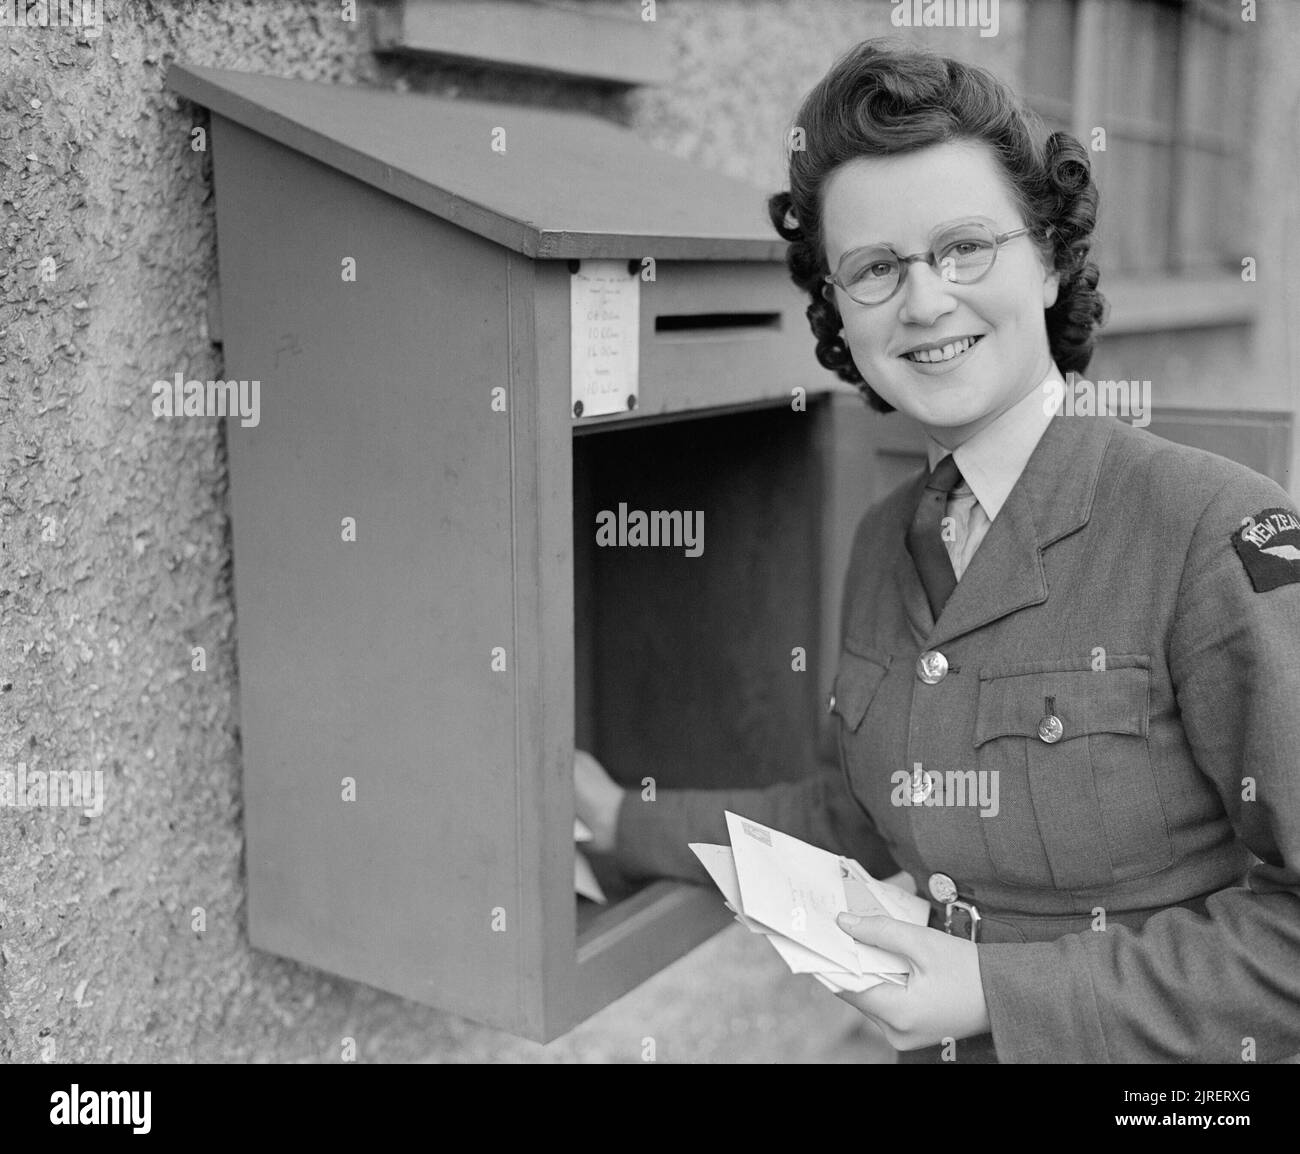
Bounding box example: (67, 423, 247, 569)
(974, 663, 1149, 747)
(832, 646, 890, 732)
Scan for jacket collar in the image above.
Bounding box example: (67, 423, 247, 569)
(924, 366, 1065, 522)
(895, 411, 1116, 648)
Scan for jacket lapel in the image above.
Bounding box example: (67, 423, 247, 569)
(909, 414, 1115, 649)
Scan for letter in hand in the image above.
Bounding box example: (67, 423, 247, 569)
(573, 749, 625, 854)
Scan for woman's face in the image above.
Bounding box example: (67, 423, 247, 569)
(821, 140, 1060, 447)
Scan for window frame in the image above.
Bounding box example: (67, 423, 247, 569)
(1022, 0, 1256, 329)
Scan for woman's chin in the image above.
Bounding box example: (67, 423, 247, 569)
(893, 398, 991, 436)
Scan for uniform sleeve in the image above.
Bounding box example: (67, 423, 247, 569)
(977, 475, 1300, 1062)
(613, 767, 900, 886)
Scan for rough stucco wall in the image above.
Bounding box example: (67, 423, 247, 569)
(0, 0, 926, 1064)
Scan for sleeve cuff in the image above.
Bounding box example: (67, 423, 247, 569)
(978, 939, 1112, 1062)
(613, 788, 728, 884)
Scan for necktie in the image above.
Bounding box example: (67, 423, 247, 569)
(946, 482, 980, 580)
(906, 454, 964, 619)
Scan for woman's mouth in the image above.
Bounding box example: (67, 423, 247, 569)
(901, 334, 984, 365)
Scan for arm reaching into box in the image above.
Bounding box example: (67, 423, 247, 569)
(573, 749, 900, 888)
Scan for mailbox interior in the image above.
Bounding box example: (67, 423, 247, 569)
(565, 403, 831, 998)
(572, 401, 825, 859)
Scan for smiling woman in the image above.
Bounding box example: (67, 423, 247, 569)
(818, 142, 1060, 445)
(771, 41, 1105, 441)
(574, 38, 1300, 1065)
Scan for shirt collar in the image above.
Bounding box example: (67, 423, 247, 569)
(925, 363, 1065, 521)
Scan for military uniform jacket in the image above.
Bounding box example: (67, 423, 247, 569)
(615, 411, 1300, 1063)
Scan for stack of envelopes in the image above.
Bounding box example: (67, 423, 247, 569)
(690, 812, 931, 993)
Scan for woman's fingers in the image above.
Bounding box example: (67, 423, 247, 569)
(836, 912, 925, 967)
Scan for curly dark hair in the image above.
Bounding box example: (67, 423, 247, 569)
(768, 39, 1108, 414)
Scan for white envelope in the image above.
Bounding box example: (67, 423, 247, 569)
(690, 843, 745, 906)
(812, 969, 892, 994)
(691, 830, 915, 985)
(725, 812, 863, 973)
(574, 848, 606, 904)
(694, 843, 853, 970)
(762, 928, 852, 975)
(842, 858, 931, 926)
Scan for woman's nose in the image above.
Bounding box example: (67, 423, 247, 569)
(896, 258, 958, 326)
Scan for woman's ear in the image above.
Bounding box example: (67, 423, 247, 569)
(1042, 269, 1060, 310)
(1038, 226, 1061, 309)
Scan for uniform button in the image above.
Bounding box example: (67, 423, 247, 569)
(910, 764, 933, 804)
(916, 650, 948, 684)
(928, 872, 958, 904)
(826, 692, 837, 715)
(1037, 714, 1064, 743)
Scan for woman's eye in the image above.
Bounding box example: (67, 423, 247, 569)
(854, 261, 894, 281)
(944, 240, 990, 258)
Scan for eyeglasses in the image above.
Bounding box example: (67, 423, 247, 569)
(822, 223, 1031, 307)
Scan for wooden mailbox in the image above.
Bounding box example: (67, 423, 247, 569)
(166, 64, 899, 1041)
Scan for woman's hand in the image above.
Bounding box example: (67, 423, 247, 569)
(833, 913, 990, 1052)
(574, 749, 625, 853)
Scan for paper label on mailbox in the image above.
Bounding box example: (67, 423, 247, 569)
(570, 260, 639, 418)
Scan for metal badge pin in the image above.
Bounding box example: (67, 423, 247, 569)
(1038, 694, 1063, 743)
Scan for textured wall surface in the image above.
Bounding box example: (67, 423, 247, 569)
(2, 0, 1294, 1064)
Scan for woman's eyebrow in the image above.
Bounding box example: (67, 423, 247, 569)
(845, 214, 1000, 251)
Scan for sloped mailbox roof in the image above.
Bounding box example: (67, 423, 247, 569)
(167, 64, 787, 262)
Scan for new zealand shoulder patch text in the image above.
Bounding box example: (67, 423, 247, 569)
(1232, 507, 1300, 592)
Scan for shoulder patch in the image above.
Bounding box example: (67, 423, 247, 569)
(1232, 507, 1300, 592)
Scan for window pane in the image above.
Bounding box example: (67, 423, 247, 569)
(1184, 18, 1231, 137)
(1097, 1, 1177, 132)
(1148, 0, 1180, 128)
(1179, 147, 1232, 273)
(1023, 0, 1076, 104)
(1091, 158, 1121, 277)
(1106, 137, 1174, 275)
(1023, 0, 1249, 276)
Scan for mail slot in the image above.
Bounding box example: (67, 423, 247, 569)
(166, 63, 893, 1041)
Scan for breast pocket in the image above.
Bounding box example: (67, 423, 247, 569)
(973, 656, 1172, 891)
(829, 643, 891, 805)
(830, 644, 890, 735)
